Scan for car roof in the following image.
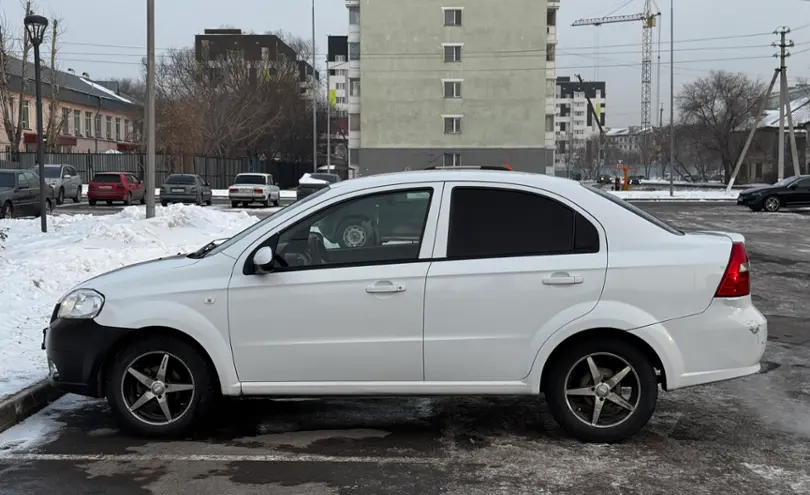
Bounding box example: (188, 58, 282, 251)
(236, 172, 269, 176)
(0, 169, 19, 173)
(328, 169, 580, 194)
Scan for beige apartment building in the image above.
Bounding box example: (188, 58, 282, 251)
(345, 0, 558, 175)
(0, 58, 141, 155)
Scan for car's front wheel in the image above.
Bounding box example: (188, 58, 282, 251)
(73, 186, 81, 203)
(105, 335, 216, 438)
(763, 196, 781, 212)
(544, 337, 658, 443)
(0, 201, 12, 219)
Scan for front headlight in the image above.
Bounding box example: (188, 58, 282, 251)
(57, 289, 105, 319)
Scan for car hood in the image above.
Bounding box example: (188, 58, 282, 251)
(71, 254, 199, 294)
(740, 185, 775, 195)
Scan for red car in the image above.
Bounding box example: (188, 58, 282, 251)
(87, 172, 146, 206)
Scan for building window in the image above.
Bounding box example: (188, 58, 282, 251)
(443, 80, 462, 99)
(444, 8, 462, 26)
(443, 116, 462, 134)
(95, 114, 102, 137)
(124, 119, 130, 141)
(85, 111, 92, 137)
(349, 78, 360, 97)
(335, 55, 346, 62)
(115, 118, 121, 141)
(106, 116, 112, 139)
(348, 42, 360, 61)
(349, 6, 360, 25)
(547, 44, 556, 62)
(21, 101, 29, 129)
(201, 39, 210, 59)
(336, 97, 346, 104)
(60, 108, 70, 135)
(545, 115, 554, 130)
(444, 44, 462, 62)
(336, 82, 346, 90)
(336, 69, 348, 76)
(73, 110, 81, 136)
(547, 8, 556, 27)
(349, 113, 361, 131)
(349, 148, 359, 166)
(443, 153, 461, 166)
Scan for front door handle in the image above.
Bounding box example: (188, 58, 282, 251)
(366, 281, 406, 294)
(542, 275, 584, 286)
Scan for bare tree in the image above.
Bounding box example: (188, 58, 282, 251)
(677, 71, 765, 183)
(43, 16, 66, 152)
(0, 0, 35, 157)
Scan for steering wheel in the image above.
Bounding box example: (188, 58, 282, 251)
(308, 232, 327, 265)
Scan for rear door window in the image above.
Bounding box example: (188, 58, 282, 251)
(166, 175, 196, 185)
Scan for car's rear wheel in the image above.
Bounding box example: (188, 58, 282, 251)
(57, 188, 64, 205)
(73, 186, 81, 203)
(231, 201, 239, 208)
(124, 192, 132, 206)
(1, 201, 12, 219)
(764, 196, 781, 212)
(106, 335, 216, 438)
(161, 201, 168, 207)
(242, 201, 249, 207)
(337, 217, 374, 248)
(544, 337, 658, 443)
(205, 198, 212, 206)
(89, 199, 97, 206)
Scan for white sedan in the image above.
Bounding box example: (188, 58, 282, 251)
(228, 173, 280, 207)
(43, 168, 766, 443)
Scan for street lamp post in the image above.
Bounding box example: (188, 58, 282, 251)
(312, 0, 318, 173)
(668, 0, 674, 197)
(24, 14, 49, 233)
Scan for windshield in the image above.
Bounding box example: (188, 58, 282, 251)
(0, 172, 14, 188)
(165, 175, 197, 185)
(234, 175, 266, 185)
(583, 184, 684, 235)
(772, 176, 799, 187)
(204, 186, 331, 257)
(92, 174, 122, 183)
(31, 166, 61, 179)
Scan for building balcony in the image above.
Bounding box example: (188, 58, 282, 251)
(345, 0, 359, 6)
(546, 59, 555, 72)
(547, 25, 557, 44)
(348, 62, 360, 78)
(348, 22, 360, 36)
(548, 0, 560, 9)
(349, 129, 360, 149)
(545, 131, 556, 146)
(348, 31, 360, 43)
(349, 94, 360, 113)
(546, 99, 555, 114)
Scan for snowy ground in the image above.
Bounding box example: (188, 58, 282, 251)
(611, 189, 738, 201)
(0, 205, 259, 400)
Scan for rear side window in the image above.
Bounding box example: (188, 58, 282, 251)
(447, 187, 600, 258)
(583, 184, 683, 235)
(92, 174, 122, 183)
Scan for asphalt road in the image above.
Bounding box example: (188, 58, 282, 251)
(1, 203, 809, 494)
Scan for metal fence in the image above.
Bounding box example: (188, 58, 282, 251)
(0, 152, 341, 189)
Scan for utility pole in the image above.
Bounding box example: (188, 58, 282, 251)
(668, 0, 674, 196)
(311, 0, 318, 173)
(326, 58, 331, 172)
(774, 27, 800, 178)
(145, 0, 156, 218)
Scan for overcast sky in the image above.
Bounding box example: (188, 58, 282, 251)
(5, 0, 810, 127)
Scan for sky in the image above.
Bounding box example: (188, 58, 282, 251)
(4, 0, 810, 127)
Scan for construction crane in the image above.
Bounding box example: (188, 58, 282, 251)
(572, 0, 661, 167)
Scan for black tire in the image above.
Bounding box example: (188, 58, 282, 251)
(57, 188, 65, 205)
(106, 200, 113, 206)
(242, 201, 249, 207)
(1, 201, 12, 219)
(73, 186, 81, 203)
(261, 198, 270, 208)
(205, 198, 212, 206)
(89, 199, 97, 206)
(273, 197, 280, 207)
(140, 195, 146, 205)
(123, 193, 132, 206)
(161, 201, 168, 207)
(231, 201, 239, 208)
(544, 337, 658, 443)
(336, 217, 374, 248)
(763, 196, 781, 213)
(105, 335, 217, 438)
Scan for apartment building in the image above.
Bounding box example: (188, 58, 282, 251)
(554, 76, 606, 173)
(327, 35, 350, 116)
(194, 28, 318, 96)
(0, 58, 141, 154)
(346, 0, 559, 175)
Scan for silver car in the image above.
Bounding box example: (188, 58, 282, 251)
(228, 173, 280, 207)
(159, 174, 213, 206)
(30, 164, 82, 205)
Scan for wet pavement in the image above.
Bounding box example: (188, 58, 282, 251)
(0, 203, 809, 494)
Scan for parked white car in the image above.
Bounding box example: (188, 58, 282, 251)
(43, 168, 767, 442)
(228, 173, 280, 207)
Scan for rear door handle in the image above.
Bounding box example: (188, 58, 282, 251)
(366, 281, 406, 294)
(542, 275, 583, 286)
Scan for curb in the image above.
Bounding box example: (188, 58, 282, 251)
(0, 380, 64, 433)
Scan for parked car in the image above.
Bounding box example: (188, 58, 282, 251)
(0, 168, 54, 218)
(43, 169, 766, 443)
(29, 164, 82, 205)
(737, 174, 810, 212)
(597, 174, 613, 184)
(160, 174, 212, 206)
(228, 173, 281, 207)
(87, 172, 146, 206)
(297, 173, 340, 200)
(628, 175, 644, 186)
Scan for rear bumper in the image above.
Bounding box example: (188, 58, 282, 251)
(630, 296, 767, 390)
(88, 191, 127, 200)
(160, 193, 199, 203)
(229, 194, 267, 201)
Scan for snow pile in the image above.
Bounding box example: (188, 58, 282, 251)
(299, 173, 329, 186)
(0, 205, 259, 399)
(80, 185, 298, 200)
(611, 190, 739, 201)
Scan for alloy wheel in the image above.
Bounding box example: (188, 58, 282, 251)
(342, 225, 367, 247)
(121, 352, 195, 426)
(563, 352, 641, 429)
(764, 197, 780, 212)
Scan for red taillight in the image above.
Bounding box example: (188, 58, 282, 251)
(254, 188, 262, 193)
(715, 242, 750, 298)
(229, 188, 237, 193)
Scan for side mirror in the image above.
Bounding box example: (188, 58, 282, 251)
(63, 174, 72, 179)
(253, 246, 274, 272)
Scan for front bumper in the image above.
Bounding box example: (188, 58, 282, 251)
(737, 195, 761, 207)
(43, 311, 134, 397)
